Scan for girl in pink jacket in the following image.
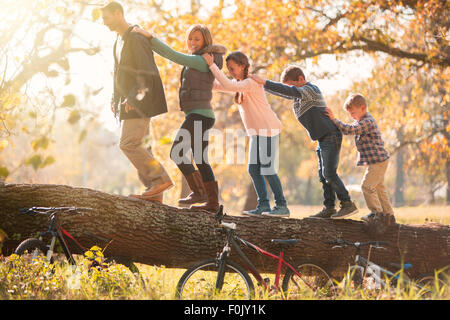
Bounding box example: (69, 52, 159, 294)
(203, 51, 289, 217)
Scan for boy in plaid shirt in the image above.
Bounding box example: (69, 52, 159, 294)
(325, 94, 395, 226)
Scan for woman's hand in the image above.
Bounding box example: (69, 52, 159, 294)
(202, 53, 214, 66)
(132, 26, 154, 39)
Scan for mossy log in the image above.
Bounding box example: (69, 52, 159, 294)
(1, 183, 449, 278)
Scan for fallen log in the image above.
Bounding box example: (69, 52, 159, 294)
(1, 183, 449, 278)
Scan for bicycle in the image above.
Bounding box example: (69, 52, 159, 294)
(175, 205, 336, 300)
(14, 207, 108, 267)
(328, 238, 449, 297)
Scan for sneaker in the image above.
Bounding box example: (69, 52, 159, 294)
(262, 206, 290, 218)
(309, 207, 337, 218)
(242, 205, 271, 217)
(331, 201, 358, 219)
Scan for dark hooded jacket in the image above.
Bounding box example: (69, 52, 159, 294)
(112, 26, 168, 120)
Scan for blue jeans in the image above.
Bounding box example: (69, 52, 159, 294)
(316, 131, 351, 208)
(248, 135, 287, 208)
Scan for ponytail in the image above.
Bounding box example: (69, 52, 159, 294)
(226, 51, 250, 105)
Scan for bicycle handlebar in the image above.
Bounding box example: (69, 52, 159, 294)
(214, 205, 236, 230)
(328, 238, 389, 249)
(19, 207, 93, 216)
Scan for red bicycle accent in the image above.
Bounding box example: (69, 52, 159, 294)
(237, 237, 314, 292)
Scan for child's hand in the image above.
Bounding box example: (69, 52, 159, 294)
(132, 26, 154, 39)
(202, 53, 214, 66)
(324, 107, 335, 120)
(249, 74, 266, 85)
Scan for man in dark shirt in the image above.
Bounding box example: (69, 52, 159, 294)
(102, 2, 173, 202)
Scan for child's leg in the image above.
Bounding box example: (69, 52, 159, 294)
(375, 160, 394, 215)
(248, 164, 270, 208)
(317, 147, 336, 209)
(265, 174, 287, 207)
(361, 162, 385, 213)
(318, 133, 351, 204)
(258, 134, 287, 208)
(247, 136, 270, 210)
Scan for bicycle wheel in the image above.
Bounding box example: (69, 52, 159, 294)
(175, 258, 255, 300)
(282, 263, 336, 299)
(14, 238, 54, 265)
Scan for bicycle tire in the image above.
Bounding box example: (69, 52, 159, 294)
(282, 263, 337, 299)
(175, 258, 255, 300)
(14, 238, 54, 265)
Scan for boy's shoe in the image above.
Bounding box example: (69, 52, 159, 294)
(361, 212, 377, 223)
(378, 213, 396, 227)
(242, 205, 271, 217)
(331, 201, 358, 219)
(310, 207, 337, 218)
(262, 206, 290, 218)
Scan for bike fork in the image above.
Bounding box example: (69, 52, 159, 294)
(215, 245, 230, 292)
(46, 236, 56, 263)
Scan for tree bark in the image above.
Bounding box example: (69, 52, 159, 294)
(394, 129, 406, 207)
(1, 183, 449, 278)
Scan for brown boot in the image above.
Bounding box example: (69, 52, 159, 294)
(178, 171, 207, 205)
(190, 180, 219, 213)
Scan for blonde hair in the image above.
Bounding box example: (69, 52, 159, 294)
(186, 24, 213, 53)
(344, 93, 367, 110)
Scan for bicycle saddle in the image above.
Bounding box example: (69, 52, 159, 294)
(271, 239, 299, 246)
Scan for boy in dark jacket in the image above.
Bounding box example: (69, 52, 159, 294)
(251, 66, 358, 218)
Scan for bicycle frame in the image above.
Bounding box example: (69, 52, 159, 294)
(217, 227, 313, 292)
(36, 213, 87, 265)
(354, 255, 395, 289)
(352, 245, 412, 289)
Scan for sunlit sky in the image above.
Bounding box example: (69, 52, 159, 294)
(25, 0, 375, 132)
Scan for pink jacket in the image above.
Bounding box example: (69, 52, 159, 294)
(210, 63, 282, 137)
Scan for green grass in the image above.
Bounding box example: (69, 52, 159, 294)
(1, 205, 449, 300)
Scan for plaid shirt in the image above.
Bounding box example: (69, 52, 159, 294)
(333, 113, 389, 166)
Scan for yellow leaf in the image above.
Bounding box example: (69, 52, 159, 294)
(0, 139, 8, 152)
(92, 8, 101, 21)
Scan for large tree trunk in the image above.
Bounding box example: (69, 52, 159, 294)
(394, 130, 406, 207)
(1, 183, 449, 278)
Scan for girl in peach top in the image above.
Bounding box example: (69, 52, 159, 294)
(203, 51, 289, 217)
